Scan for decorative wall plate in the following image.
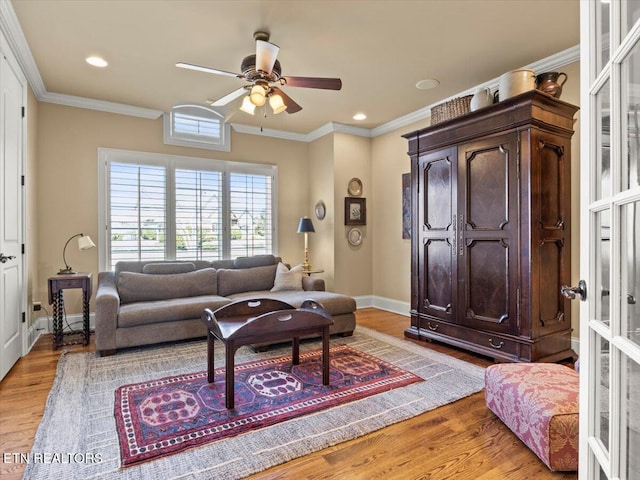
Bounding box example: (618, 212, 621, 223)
(314, 200, 326, 220)
(347, 177, 363, 196)
(347, 227, 363, 246)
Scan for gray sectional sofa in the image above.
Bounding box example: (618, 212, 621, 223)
(94, 255, 356, 356)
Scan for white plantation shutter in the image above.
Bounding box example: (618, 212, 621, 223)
(229, 173, 273, 258)
(100, 149, 276, 270)
(175, 169, 223, 261)
(109, 162, 167, 265)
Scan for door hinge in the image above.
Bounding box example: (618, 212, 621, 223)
(22, 312, 26, 323)
(21, 175, 25, 186)
(21, 106, 25, 118)
(22, 244, 25, 255)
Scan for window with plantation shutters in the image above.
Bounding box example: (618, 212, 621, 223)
(99, 149, 277, 270)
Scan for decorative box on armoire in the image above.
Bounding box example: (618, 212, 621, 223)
(403, 90, 579, 363)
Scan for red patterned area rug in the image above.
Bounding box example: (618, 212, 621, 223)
(115, 344, 423, 466)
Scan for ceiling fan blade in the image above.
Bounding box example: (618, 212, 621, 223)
(281, 76, 342, 90)
(210, 87, 247, 107)
(256, 40, 279, 74)
(271, 87, 302, 114)
(176, 62, 243, 79)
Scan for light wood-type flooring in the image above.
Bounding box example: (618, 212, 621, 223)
(0, 308, 578, 479)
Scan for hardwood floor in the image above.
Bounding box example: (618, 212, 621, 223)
(0, 308, 577, 480)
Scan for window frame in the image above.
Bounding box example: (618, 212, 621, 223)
(163, 104, 231, 152)
(97, 148, 278, 271)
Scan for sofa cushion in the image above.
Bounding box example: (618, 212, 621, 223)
(271, 263, 304, 292)
(142, 262, 196, 274)
(233, 254, 277, 269)
(216, 264, 277, 297)
(118, 295, 230, 327)
(228, 290, 356, 317)
(117, 268, 218, 304)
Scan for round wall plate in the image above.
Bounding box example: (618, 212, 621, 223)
(347, 227, 363, 246)
(314, 200, 326, 220)
(347, 178, 363, 196)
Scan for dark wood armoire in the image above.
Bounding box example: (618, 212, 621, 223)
(403, 90, 579, 363)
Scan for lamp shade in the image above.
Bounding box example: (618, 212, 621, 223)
(240, 95, 256, 115)
(249, 84, 267, 106)
(297, 217, 315, 233)
(269, 93, 287, 114)
(78, 235, 95, 250)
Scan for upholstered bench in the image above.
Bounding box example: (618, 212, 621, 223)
(485, 363, 579, 471)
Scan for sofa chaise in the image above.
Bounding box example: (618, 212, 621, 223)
(94, 255, 356, 356)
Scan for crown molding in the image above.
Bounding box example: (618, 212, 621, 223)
(1, 2, 580, 141)
(41, 91, 163, 119)
(0, 0, 46, 97)
(231, 123, 309, 142)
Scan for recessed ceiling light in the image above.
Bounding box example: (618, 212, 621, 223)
(416, 79, 440, 90)
(353, 113, 367, 121)
(86, 56, 108, 68)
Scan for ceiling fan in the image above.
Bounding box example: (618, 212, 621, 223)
(176, 31, 342, 116)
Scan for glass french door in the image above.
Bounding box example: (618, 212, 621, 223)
(580, 1, 640, 478)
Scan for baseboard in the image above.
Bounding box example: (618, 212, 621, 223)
(355, 295, 410, 317)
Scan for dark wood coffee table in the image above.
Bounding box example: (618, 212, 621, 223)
(201, 298, 334, 409)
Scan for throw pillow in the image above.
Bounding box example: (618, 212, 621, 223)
(216, 264, 278, 297)
(117, 268, 217, 304)
(271, 263, 304, 292)
(142, 262, 195, 274)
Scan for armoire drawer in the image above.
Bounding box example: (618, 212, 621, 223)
(418, 317, 521, 359)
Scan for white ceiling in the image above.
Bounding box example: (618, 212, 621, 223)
(9, 0, 580, 135)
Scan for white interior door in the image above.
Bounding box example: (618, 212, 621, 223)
(579, 1, 640, 478)
(0, 37, 25, 381)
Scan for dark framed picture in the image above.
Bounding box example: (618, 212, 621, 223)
(402, 172, 411, 239)
(345, 197, 366, 225)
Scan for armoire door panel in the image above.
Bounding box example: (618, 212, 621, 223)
(538, 239, 567, 329)
(424, 156, 453, 231)
(538, 140, 566, 230)
(464, 143, 512, 231)
(462, 239, 515, 332)
(422, 239, 454, 318)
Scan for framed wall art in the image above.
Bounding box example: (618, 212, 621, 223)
(345, 197, 366, 226)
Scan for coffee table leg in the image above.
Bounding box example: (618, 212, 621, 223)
(322, 327, 330, 385)
(207, 332, 215, 383)
(225, 345, 235, 409)
(292, 337, 300, 365)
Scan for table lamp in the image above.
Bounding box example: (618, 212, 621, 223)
(297, 217, 315, 271)
(58, 233, 95, 274)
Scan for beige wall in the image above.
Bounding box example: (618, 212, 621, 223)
(333, 133, 373, 296)
(308, 134, 335, 289)
(32, 103, 310, 312)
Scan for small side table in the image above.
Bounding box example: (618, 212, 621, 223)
(302, 269, 324, 276)
(48, 273, 92, 349)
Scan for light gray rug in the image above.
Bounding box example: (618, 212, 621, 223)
(23, 327, 485, 480)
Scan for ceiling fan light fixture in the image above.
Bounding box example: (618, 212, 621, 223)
(256, 40, 280, 74)
(250, 84, 267, 106)
(269, 93, 287, 114)
(240, 95, 256, 115)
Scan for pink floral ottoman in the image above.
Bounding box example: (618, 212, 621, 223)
(485, 363, 579, 471)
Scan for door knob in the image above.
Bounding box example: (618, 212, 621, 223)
(561, 280, 587, 301)
(0, 253, 16, 264)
